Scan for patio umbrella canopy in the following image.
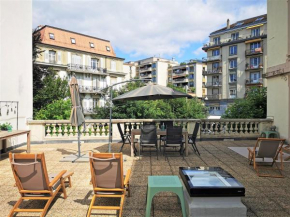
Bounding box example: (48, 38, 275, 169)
(113, 84, 193, 101)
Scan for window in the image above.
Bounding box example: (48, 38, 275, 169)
(49, 33, 54, 40)
(229, 89, 237, 98)
(106, 46, 110, 51)
(251, 28, 260, 37)
(71, 38, 76, 44)
(212, 49, 220, 56)
(189, 82, 194, 87)
(250, 57, 260, 68)
(152, 70, 156, 75)
(235, 22, 244, 27)
(152, 63, 156, 68)
(111, 60, 116, 71)
(229, 59, 237, 69)
(212, 62, 219, 69)
(91, 58, 98, 69)
(49, 50, 56, 63)
(250, 72, 260, 83)
(90, 42, 94, 48)
(189, 66, 194, 72)
(213, 37, 220, 45)
(255, 17, 264, 22)
(229, 45, 238, 55)
(231, 32, 239, 40)
(189, 74, 194, 79)
(229, 74, 237, 83)
(250, 42, 261, 50)
(152, 77, 156, 82)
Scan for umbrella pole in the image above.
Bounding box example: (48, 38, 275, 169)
(78, 126, 81, 157)
(108, 87, 113, 153)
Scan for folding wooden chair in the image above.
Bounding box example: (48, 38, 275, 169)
(87, 152, 131, 217)
(8, 152, 74, 217)
(248, 138, 285, 178)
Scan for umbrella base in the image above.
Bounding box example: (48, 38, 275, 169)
(60, 153, 89, 163)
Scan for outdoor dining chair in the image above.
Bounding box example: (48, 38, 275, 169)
(248, 138, 285, 178)
(8, 152, 73, 217)
(140, 125, 158, 159)
(117, 123, 137, 156)
(159, 121, 174, 151)
(87, 152, 131, 217)
(183, 122, 200, 155)
(164, 126, 184, 160)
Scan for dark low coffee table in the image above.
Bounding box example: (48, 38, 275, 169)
(179, 167, 247, 217)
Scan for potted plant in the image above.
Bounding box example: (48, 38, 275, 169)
(1, 122, 12, 132)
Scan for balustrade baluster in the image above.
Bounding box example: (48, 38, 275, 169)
(85, 124, 90, 136)
(52, 124, 57, 137)
(57, 124, 63, 137)
(249, 122, 253, 134)
(64, 124, 68, 137)
(46, 124, 51, 137)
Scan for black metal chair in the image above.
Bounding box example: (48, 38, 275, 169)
(143, 122, 156, 127)
(159, 121, 174, 151)
(188, 123, 200, 155)
(117, 123, 137, 156)
(164, 126, 184, 160)
(140, 125, 158, 159)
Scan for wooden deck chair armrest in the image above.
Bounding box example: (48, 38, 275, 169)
(63, 172, 74, 179)
(94, 188, 125, 192)
(124, 169, 131, 186)
(49, 170, 67, 187)
(247, 147, 254, 153)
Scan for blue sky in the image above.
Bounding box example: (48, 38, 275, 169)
(33, 0, 267, 63)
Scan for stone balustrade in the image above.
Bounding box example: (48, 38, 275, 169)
(27, 119, 274, 142)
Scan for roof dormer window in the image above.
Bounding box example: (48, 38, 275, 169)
(49, 33, 54, 40)
(71, 38, 76, 44)
(90, 42, 94, 48)
(235, 22, 244, 27)
(106, 46, 110, 51)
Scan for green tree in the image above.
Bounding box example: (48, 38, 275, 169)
(35, 99, 71, 120)
(222, 87, 267, 119)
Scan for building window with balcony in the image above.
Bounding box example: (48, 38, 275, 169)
(231, 32, 239, 41)
(251, 28, 260, 37)
(49, 50, 56, 63)
(212, 62, 219, 69)
(229, 58, 237, 69)
(91, 58, 98, 69)
(152, 70, 156, 75)
(250, 72, 260, 83)
(229, 89, 237, 98)
(250, 57, 260, 68)
(189, 82, 194, 87)
(189, 74, 194, 79)
(152, 63, 156, 68)
(49, 33, 54, 40)
(229, 45, 237, 56)
(249, 42, 262, 54)
(213, 37, 220, 45)
(229, 74, 237, 83)
(212, 49, 220, 56)
(189, 66, 194, 72)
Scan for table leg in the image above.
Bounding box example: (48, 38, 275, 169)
(185, 132, 188, 157)
(3, 139, 7, 153)
(130, 132, 134, 157)
(27, 132, 31, 153)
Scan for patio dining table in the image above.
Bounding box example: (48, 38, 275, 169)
(130, 129, 189, 157)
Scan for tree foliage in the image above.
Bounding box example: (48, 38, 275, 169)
(222, 87, 267, 119)
(35, 99, 72, 120)
(93, 83, 207, 119)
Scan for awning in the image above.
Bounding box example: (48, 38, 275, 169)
(245, 38, 262, 44)
(207, 46, 220, 51)
(246, 24, 264, 29)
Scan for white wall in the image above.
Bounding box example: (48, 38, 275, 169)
(195, 63, 204, 98)
(0, 0, 33, 148)
(156, 61, 168, 86)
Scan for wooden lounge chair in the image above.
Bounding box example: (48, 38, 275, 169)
(8, 152, 74, 217)
(87, 152, 131, 217)
(248, 138, 285, 178)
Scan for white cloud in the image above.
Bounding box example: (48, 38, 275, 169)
(33, 0, 267, 59)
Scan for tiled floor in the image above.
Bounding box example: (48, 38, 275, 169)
(1, 140, 290, 217)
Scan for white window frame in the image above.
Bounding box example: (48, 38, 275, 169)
(251, 28, 260, 37)
(229, 45, 237, 55)
(213, 37, 220, 45)
(49, 33, 54, 40)
(111, 60, 116, 71)
(49, 50, 56, 63)
(250, 57, 260, 68)
(91, 58, 98, 69)
(90, 42, 94, 48)
(229, 59, 237, 69)
(71, 38, 76, 44)
(106, 46, 110, 51)
(231, 32, 239, 40)
(229, 74, 237, 82)
(212, 49, 220, 56)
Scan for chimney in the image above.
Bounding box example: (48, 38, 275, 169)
(227, 19, 230, 29)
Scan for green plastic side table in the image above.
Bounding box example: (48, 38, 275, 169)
(261, 131, 279, 138)
(145, 176, 186, 217)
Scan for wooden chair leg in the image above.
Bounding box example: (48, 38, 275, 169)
(61, 178, 67, 199)
(41, 196, 55, 217)
(87, 194, 96, 217)
(8, 198, 22, 217)
(119, 195, 125, 217)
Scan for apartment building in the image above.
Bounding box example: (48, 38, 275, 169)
(123, 61, 137, 80)
(202, 15, 267, 117)
(34, 25, 126, 118)
(135, 57, 178, 86)
(167, 59, 206, 98)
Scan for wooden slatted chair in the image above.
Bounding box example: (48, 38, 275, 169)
(248, 138, 285, 178)
(8, 152, 74, 217)
(87, 152, 131, 217)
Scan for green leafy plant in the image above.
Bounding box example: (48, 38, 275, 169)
(0, 122, 12, 130)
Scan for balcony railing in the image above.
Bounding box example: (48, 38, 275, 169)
(245, 78, 263, 85)
(67, 64, 107, 74)
(202, 55, 221, 62)
(27, 118, 273, 141)
(245, 64, 263, 70)
(229, 94, 237, 99)
(78, 85, 104, 93)
(173, 78, 189, 83)
(202, 68, 222, 75)
(245, 47, 263, 56)
(204, 81, 222, 87)
(140, 73, 152, 78)
(229, 79, 237, 84)
(139, 67, 152, 72)
(202, 94, 222, 100)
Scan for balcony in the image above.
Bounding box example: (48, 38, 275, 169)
(83, 107, 97, 115)
(204, 81, 222, 87)
(229, 79, 237, 84)
(78, 85, 103, 93)
(229, 94, 237, 99)
(245, 64, 263, 71)
(245, 47, 263, 56)
(202, 67, 222, 75)
(245, 78, 263, 86)
(140, 73, 152, 78)
(173, 78, 188, 83)
(139, 66, 152, 72)
(202, 94, 222, 100)
(67, 64, 107, 74)
(202, 55, 221, 63)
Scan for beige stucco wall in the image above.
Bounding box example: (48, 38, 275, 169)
(267, 0, 289, 141)
(195, 63, 204, 98)
(0, 0, 33, 148)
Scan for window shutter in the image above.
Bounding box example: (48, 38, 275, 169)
(87, 56, 91, 67)
(100, 58, 104, 68)
(44, 50, 49, 63)
(57, 51, 61, 64)
(67, 52, 71, 64)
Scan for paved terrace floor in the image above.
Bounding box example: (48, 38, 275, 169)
(1, 140, 290, 217)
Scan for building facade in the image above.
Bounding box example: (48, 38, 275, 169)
(35, 25, 126, 118)
(135, 57, 178, 86)
(168, 60, 206, 98)
(266, 0, 290, 142)
(202, 15, 267, 117)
